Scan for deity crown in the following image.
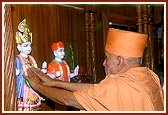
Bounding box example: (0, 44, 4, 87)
(16, 19, 32, 44)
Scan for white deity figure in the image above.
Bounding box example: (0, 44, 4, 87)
(15, 19, 44, 111)
(47, 41, 79, 82)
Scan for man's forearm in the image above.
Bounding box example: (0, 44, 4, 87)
(51, 81, 94, 91)
(36, 83, 84, 109)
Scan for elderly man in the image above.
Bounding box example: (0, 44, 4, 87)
(25, 28, 164, 111)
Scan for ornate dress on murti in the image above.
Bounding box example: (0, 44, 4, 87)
(15, 19, 42, 111)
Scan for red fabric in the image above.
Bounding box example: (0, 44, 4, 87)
(47, 61, 69, 81)
(51, 42, 64, 51)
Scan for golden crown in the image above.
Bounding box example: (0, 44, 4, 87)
(16, 19, 32, 44)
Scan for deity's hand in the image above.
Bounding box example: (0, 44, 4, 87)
(16, 69, 20, 76)
(26, 67, 55, 87)
(55, 71, 61, 77)
(41, 61, 47, 73)
(74, 65, 79, 76)
(47, 71, 61, 79)
(70, 65, 79, 78)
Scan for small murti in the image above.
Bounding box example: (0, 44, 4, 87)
(15, 19, 43, 111)
(47, 41, 79, 111)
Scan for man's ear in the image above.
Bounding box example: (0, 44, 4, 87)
(17, 45, 21, 51)
(117, 56, 124, 71)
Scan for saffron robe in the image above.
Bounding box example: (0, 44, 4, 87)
(74, 67, 164, 111)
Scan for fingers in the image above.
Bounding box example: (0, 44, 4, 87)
(27, 67, 53, 82)
(25, 68, 36, 82)
(27, 67, 43, 77)
(27, 68, 35, 78)
(25, 69, 42, 90)
(28, 67, 41, 74)
(27, 68, 34, 77)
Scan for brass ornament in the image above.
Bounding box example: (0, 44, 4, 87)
(16, 19, 32, 44)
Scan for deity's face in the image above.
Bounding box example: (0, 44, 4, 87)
(54, 48, 65, 60)
(17, 42, 32, 55)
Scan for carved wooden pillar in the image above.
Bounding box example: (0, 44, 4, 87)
(142, 4, 151, 68)
(4, 4, 17, 111)
(147, 5, 155, 71)
(152, 25, 159, 71)
(136, 5, 145, 66)
(136, 4, 162, 78)
(136, 5, 143, 33)
(142, 5, 149, 34)
(84, 7, 97, 83)
(90, 9, 97, 83)
(85, 8, 92, 77)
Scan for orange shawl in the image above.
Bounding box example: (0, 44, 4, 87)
(74, 67, 164, 111)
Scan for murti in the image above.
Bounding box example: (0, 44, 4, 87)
(53, 59, 70, 81)
(48, 42, 71, 82)
(15, 19, 43, 111)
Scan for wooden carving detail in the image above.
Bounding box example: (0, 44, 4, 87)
(4, 4, 17, 111)
(147, 5, 155, 71)
(142, 4, 150, 68)
(90, 10, 97, 83)
(85, 7, 97, 83)
(85, 9, 92, 78)
(137, 4, 156, 71)
(136, 5, 143, 33)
